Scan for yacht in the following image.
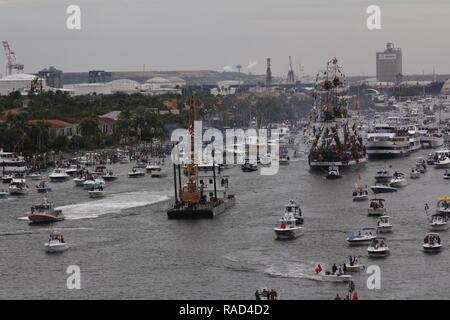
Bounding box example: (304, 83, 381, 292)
(48, 168, 70, 182)
(366, 125, 411, 158)
(407, 126, 422, 152)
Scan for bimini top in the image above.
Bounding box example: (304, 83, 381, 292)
(438, 196, 450, 201)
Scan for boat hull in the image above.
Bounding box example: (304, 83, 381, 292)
(167, 196, 235, 219)
(45, 243, 69, 253)
(28, 213, 64, 224)
(429, 223, 449, 231)
(274, 227, 303, 240)
(423, 245, 442, 253)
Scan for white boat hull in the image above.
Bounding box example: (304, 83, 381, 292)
(274, 227, 303, 240)
(45, 242, 69, 253)
(429, 222, 449, 231)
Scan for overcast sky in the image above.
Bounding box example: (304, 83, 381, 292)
(0, 0, 449, 76)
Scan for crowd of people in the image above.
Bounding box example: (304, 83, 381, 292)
(255, 289, 278, 300)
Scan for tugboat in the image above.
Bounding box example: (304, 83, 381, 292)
(28, 198, 65, 224)
(45, 230, 69, 253)
(307, 58, 366, 170)
(167, 96, 236, 219)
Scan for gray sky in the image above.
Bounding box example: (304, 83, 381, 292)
(0, 0, 449, 76)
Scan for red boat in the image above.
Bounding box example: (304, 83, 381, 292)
(27, 198, 65, 224)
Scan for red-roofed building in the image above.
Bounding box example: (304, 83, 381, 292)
(26, 120, 78, 138)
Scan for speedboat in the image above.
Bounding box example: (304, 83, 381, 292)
(367, 237, 390, 258)
(28, 173, 44, 181)
(444, 171, 450, 180)
(146, 162, 162, 172)
(346, 227, 377, 245)
(83, 176, 105, 190)
(103, 170, 118, 181)
(28, 198, 65, 224)
(0, 189, 8, 199)
(315, 266, 352, 283)
(45, 230, 69, 253)
(36, 181, 52, 193)
(376, 215, 393, 233)
(119, 156, 131, 164)
(241, 162, 258, 172)
(151, 169, 168, 178)
(429, 215, 449, 231)
(128, 168, 145, 178)
(65, 165, 79, 176)
(368, 198, 386, 216)
(274, 210, 303, 240)
(370, 184, 397, 194)
(8, 178, 28, 195)
(73, 176, 86, 186)
(410, 168, 420, 179)
(326, 166, 341, 179)
(423, 233, 442, 253)
(435, 155, 450, 169)
(345, 257, 364, 272)
(390, 172, 408, 188)
(88, 186, 106, 198)
(352, 184, 368, 201)
(374, 169, 392, 183)
(48, 168, 70, 182)
(436, 196, 450, 215)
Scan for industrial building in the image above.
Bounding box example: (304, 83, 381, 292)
(38, 66, 63, 88)
(376, 42, 403, 83)
(0, 73, 46, 96)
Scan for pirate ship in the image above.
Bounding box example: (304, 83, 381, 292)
(307, 58, 366, 170)
(167, 96, 235, 219)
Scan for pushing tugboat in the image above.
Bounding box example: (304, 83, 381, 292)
(167, 96, 235, 219)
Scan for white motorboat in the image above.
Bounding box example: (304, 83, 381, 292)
(128, 168, 145, 178)
(444, 171, 450, 180)
(352, 183, 368, 201)
(410, 168, 420, 179)
(326, 166, 341, 179)
(374, 169, 393, 183)
(28, 173, 44, 181)
(65, 165, 79, 176)
(73, 176, 86, 186)
(119, 156, 131, 164)
(274, 209, 303, 240)
(370, 184, 397, 194)
(435, 155, 450, 169)
(436, 196, 450, 215)
(151, 169, 168, 178)
(318, 272, 353, 283)
(346, 227, 377, 245)
(345, 256, 364, 272)
(429, 215, 449, 231)
(45, 230, 69, 253)
(279, 156, 290, 165)
(36, 181, 52, 193)
(367, 237, 390, 258)
(368, 199, 386, 216)
(389, 172, 408, 188)
(88, 186, 106, 198)
(48, 168, 70, 182)
(146, 162, 162, 172)
(103, 170, 118, 181)
(376, 215, 393, 233)
(8, 178, 28, 195)
(83, 176, 105, 190)
(423, 233, 442, 253)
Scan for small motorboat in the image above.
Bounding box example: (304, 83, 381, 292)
(48, 168, 70, 182)
(429, 215, 449, 231)
(367, 237, 390, 258)
(119, 156, 131, 164)
(370, 184, 397, 194)
(345, 256, 364, 272)
(326, 166, 341, 179)
(65, 165, 79, 176)
(426, 154, 436, 165)
(346, 227, 377, 245)
(103, 170, 118, 181)
(352, 185, 368, 201)
(374, 169, 393, 184)
(368, 198, 386, 216)
(83, 176, 105, 189)
(410, 168, 420, 179)
(28, 173, 44, 181)
(390, 172, 408, 188)
(88, 185, 106, 198)
(274, 209, 303, 240)
(0, 189, 8, 199)
(241, 162, 258, 172)
(146, 162, 162, 172)
(151, 169, 168, 178)
(8, 178, 28, 195)
(36, 181, 52, 193)
(279, 156, 290, 165)
(435, 155, 450, 169)
(315, 265, 352, 283)
(436, 196, 450, 215)
(444, 170, 450, 180)
(376, 215, 393, 233)
(423, 233, 442, 253)
(416, 157, 427, 173)
(73, 175, 86, 186)
(128, 167, 146, 178)
(45, 230, 69, 253)
(28, 198, 65, 224)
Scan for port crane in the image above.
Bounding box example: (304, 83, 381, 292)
(2, 41, 24, 76)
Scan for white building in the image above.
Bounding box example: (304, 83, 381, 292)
(140, 77, 183, 95)
(66, 83, 113, 96)
(0, 74, 46, 96)
(110, 79, 140, 94)
(210, 80, 241, 96)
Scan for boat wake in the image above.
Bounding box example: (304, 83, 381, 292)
(59, 191, 169, 220)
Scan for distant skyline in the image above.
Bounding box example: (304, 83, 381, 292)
(1, 0, 449, 77)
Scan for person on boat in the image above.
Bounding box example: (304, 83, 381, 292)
(315, 264, 323, 274)
(343, 263, 347, 273)
(344, 294, 350, 300)
(334, 294, 341, 300)
(255, 290, 261, 300)
(332, 264, 338, 275)
(348, 280, 355, 294)
(60, 234, 65, 243)
(352, 292, 359, 300)
(99, 185, 103, 191)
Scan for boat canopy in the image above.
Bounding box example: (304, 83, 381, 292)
(438, 196, 450, 201)
(370, 198, 385, 202)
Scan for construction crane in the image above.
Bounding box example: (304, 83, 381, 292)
(2, 41, 24, 76)
(287, 56, 295, 84)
